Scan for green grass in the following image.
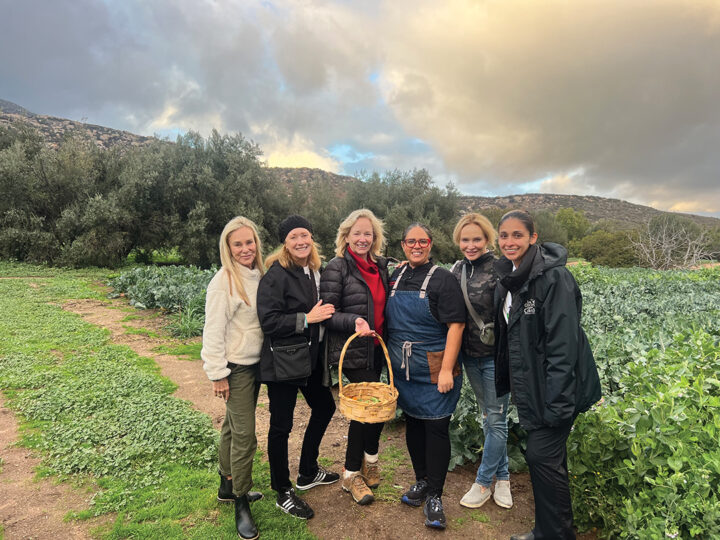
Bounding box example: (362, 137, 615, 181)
(122, 325, 163, 338)
(470, 511, 490, 523)
(0, 262, 314, 539)
(374, 443, 409, 502)
(153, 342, 202, 361)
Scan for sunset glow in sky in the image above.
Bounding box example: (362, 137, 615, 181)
(2, 0, 720, 216)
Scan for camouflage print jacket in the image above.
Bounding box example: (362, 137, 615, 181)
(451, 252, 498, 358)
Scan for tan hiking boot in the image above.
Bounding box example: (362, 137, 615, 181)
(342, 472, 374, 505)
(361, 458, 381, 488)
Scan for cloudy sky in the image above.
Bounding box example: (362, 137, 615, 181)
(2, 0, 720, 216)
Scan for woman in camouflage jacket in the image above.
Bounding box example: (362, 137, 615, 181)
(451, 213, 514, 511)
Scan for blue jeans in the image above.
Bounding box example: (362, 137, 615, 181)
(463, 354, 510, 487)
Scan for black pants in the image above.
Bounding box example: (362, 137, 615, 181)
(526, 421, 575, 540)
(343, 346, 385, 471)
(266, 364, 336, 492)
(405, 414, 451, 497)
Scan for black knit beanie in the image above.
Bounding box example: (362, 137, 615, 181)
(278, 215, 313, 243)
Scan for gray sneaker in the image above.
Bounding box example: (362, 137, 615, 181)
(493, 479, 513, 508)
(460, 482, 492, 508)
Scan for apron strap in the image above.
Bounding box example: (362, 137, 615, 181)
(389, 264, 408, 297)
(419, 265, 439, 299)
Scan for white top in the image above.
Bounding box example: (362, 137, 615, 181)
(503, 263, 516, 323)
(201, 265, 263, 381)
(303, 266, 324, 341)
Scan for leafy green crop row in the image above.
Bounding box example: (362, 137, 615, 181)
(569, 330, 720, 539)
(108, 265, 215, 311)
(108, 265, 215, 337)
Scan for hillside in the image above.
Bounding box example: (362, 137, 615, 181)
(460, 193, 720, 229)
(0, 98, 154, 149)
(2, 97, 718, 229)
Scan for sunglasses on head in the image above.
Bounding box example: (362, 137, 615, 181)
(403, 238, 431, 247)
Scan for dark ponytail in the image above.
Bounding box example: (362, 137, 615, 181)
(498, 210, 535, 236)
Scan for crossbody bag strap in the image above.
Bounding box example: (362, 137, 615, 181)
(461, 264, 488, 332)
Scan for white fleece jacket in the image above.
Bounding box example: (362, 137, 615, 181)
(201, 265, 263, 381)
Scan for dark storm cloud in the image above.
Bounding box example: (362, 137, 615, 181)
(3, 0, 720, 213)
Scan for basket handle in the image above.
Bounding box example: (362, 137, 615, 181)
(337, 331, 394, 394)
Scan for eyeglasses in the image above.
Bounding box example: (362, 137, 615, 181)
(403, 238, 431, 247)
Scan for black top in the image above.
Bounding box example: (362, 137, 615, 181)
(319, 251, 390, 370)
(257, 261, 323, 384)
(493, 243, 602, 430)
(450, 252, 497, 358)
(389, 260, 466, 324)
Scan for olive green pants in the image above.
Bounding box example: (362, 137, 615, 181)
(218, 363, 260, 497)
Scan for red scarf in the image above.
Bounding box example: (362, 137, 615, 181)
(347, 247, 386, 341)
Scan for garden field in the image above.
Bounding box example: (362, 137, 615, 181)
(1, 260, 719, 539)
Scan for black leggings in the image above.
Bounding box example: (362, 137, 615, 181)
(404, 414, 451, 497)
(343, 346, 385, 471)
(266, 365, 336, 492)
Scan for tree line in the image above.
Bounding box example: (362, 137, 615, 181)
(1, 121, 718, 269)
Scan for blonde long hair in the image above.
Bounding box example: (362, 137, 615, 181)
(219, 216, 265, 305)
(334, 208, 385, 260)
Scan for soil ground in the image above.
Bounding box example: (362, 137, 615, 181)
(1, 288, 599, 539)
(0, 393, 109, 540)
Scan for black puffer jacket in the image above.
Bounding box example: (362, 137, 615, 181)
(257, 261, 324, 384)
(451, 252, 497, 358)
(494, 243, 601, 431)
(319, 251, 389, 370)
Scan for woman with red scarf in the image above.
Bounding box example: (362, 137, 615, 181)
(320, 209, 389, 507)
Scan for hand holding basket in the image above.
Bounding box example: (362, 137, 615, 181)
(338, 332, 398, 423)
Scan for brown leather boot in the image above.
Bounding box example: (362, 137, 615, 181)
(361, 458, 381, 488)
(342, 472, 374, 505)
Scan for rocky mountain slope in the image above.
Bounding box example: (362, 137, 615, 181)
(1, 98, 154, 149)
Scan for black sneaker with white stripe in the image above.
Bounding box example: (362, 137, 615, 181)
(295, 465, 340, 490)
(276, 488, 314, 519)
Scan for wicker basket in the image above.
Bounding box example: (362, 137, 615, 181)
(338, 331, 398, 423)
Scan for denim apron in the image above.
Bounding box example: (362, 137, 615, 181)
(386, 265, 462, 419)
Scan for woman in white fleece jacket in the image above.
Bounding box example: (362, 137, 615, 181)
(201, 216, 265, 540)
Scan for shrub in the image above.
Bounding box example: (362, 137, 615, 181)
(580, 229, 638, 267)
(0, 209, 60, 263)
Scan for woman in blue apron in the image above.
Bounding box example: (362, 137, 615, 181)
(386, 223, 466, 530)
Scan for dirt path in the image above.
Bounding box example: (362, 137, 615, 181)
(33, 295, 595, 539)
(0, 395, 104, 540)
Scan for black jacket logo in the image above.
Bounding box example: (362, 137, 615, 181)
(523, 299, 536, 315)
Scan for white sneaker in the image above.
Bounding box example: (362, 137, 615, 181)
(493, 479, 513, 509)
(460, 482, 492, 508)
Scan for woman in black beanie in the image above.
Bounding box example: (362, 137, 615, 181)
(256, 215, 339, 519)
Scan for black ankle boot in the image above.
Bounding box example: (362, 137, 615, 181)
(218, 472, 234, 502)
(219, 472, 264, 503)
(235, 494, 259, 540)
